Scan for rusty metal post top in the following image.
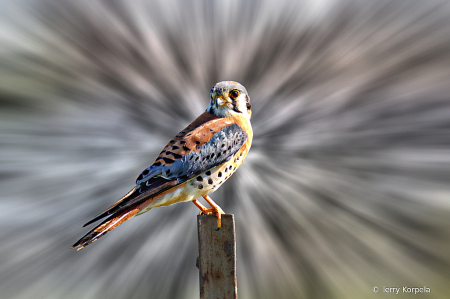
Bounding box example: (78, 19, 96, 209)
(197, 214, 234, 226)
(197, 214, 237, 299)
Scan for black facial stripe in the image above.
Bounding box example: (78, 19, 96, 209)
(232, 103, 241, 113)
(245, 94, 251, 110)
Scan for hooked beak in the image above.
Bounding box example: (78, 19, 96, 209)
(216, 96, 226, 107)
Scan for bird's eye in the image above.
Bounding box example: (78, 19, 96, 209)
(230, 90, 239, 99)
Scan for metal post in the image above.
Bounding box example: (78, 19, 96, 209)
(197, 214, 237, 299)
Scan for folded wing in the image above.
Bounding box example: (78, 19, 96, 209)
(78, 117, 247, 230)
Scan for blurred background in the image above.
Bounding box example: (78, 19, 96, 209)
(1, 0, 450, 298)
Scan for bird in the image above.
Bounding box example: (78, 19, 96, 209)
(72, 81, 253, 250)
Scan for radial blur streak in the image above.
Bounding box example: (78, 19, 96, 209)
(1, 0, 450, 298)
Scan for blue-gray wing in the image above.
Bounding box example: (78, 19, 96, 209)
(150, 123, 248, 182)
(83, 123, 247, 226)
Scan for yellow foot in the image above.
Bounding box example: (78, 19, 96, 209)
(199, 208, 216, 215)
(203, 195, 225, 230)
(192, 197, 225, 230)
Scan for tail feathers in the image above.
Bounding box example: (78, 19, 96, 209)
(82, 186, 137, 227)
(71, 208, 139, 250)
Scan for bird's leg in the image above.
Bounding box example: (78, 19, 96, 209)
(192, 199, 210, 214)
(203, 195, 225, 230)
(192, 199, 217, 216)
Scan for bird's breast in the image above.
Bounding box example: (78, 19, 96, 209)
(185, 144, 251, 196)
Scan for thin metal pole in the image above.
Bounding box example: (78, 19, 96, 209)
(197, 214, 237, 299)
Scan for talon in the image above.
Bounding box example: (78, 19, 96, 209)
(200, 208, 216, 215)
(192, 197, 225, 229)
(203, 195, 224, 230)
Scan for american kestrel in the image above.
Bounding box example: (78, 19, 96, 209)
(72, 81, 252, 250)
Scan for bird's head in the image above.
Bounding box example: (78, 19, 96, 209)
(207, 81, 251, 119)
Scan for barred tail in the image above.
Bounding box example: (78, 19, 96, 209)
(71, 208, 140, 250)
